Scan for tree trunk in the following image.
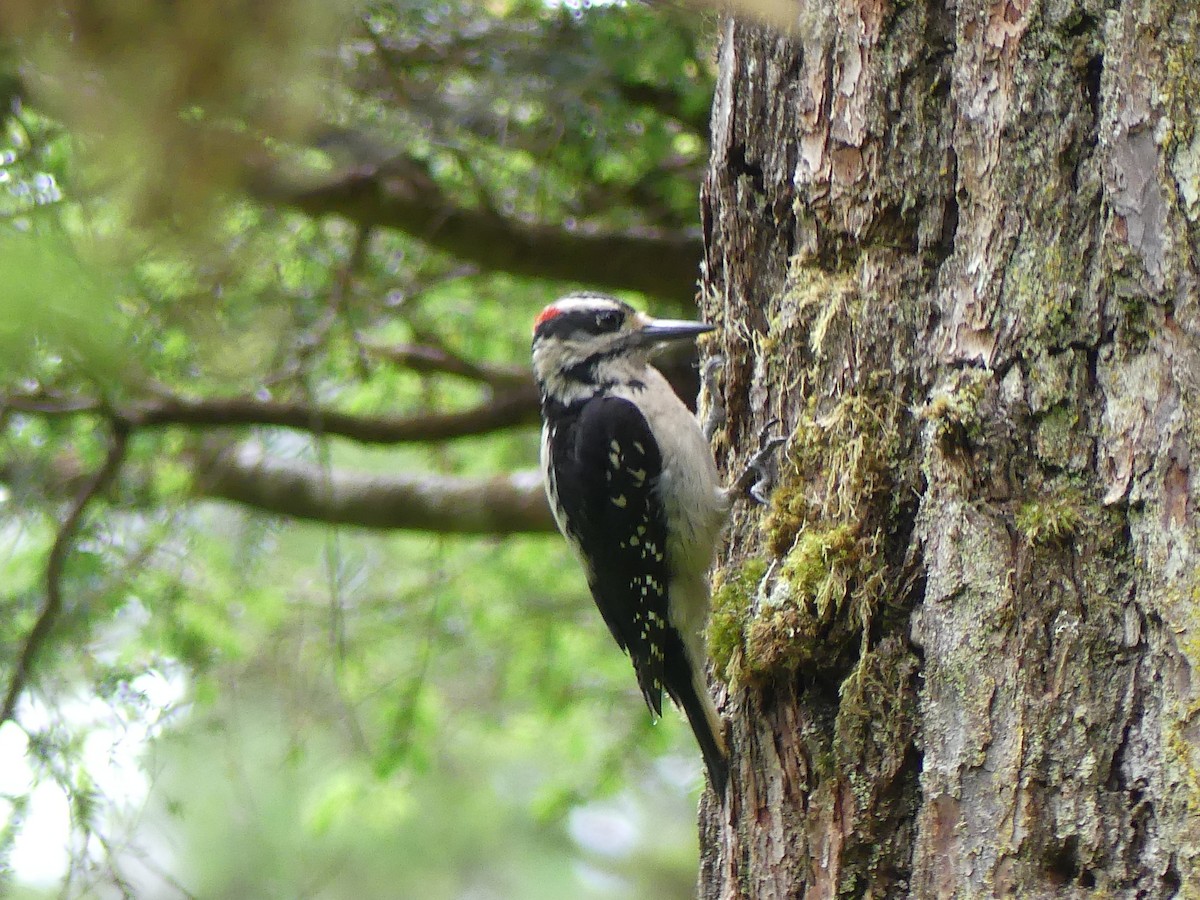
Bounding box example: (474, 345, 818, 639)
(698, 1, 1200, 896)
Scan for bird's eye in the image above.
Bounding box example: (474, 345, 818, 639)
(596, 309, 624, 331)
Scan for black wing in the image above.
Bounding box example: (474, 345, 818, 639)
(549, 395, 676, 716)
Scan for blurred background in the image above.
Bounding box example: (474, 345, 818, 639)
(0, 1, 720, 896)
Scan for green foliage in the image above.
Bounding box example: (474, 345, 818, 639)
(350, 0, 712, 231)
(0, 232, 127, 379)
(0, 0, 718, 894)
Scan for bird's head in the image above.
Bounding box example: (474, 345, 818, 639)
(531, 293, 713, 398)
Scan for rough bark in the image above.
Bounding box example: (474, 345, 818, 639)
(699, 1, 1200, 897)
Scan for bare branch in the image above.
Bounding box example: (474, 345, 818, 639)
(1, 422, 130, 725)
(359, 338, 531, 388)
(3, 392, 99, 415)
(249, 163, 702, 303)
(125, 389, 541, 441)
(194, 444, 556, 534)
(4, 385, 541, 444)
(615, 80, 710, 136)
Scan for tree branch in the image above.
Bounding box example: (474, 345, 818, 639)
(1, 421, 130, 726)
(359, 338, 530, 388)
(126, 388, 541, 441)
(5, 385, 541, 444)
(615, 80, 710, 136)
(250, 164, 702, 303)
(193, 443, 556, 534)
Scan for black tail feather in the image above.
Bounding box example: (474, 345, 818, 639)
(674, 680, 728, 795)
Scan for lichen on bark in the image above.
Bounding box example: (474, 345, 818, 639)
(698, 0, 1200, 896)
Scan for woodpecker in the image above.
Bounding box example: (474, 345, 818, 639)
(531, 292, 731, 793)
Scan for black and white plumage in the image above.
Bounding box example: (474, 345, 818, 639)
(531, 292, 730, 792)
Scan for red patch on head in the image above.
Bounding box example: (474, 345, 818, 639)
(533, 303, 565, 333)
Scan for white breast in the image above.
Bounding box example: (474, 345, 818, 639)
(613, 369, 729, 577)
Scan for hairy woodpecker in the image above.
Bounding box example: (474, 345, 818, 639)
(532, 292, 730, 792)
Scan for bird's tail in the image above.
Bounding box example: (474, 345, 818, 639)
(671, 665, 729, 795)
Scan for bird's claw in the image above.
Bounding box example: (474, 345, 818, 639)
(736, 419, 787, 504)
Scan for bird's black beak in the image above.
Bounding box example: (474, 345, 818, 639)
(632, 315, 715, 347)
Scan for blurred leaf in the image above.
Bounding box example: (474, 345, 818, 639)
(0, 230, 127, 380)
(0, 1, 717, 896)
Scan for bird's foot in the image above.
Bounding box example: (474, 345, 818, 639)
(733, 420, 787, 504)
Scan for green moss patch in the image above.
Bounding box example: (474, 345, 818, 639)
(742, 523, 887, 681)
(708, 557, 768, 682)
(1016, 487, 1085, 545)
